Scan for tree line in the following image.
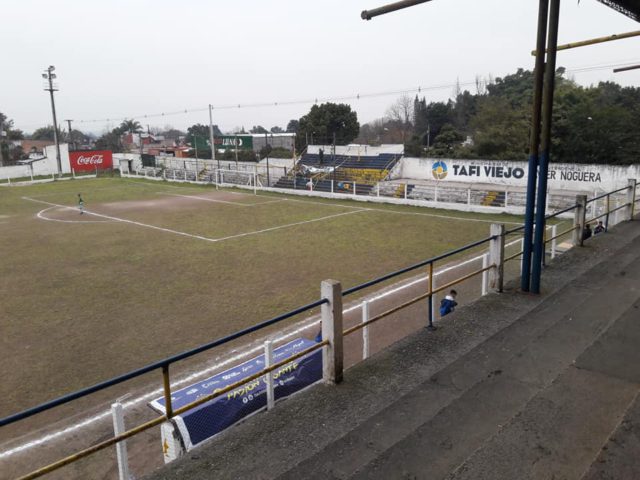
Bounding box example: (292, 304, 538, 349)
(360, 67, 639, 165)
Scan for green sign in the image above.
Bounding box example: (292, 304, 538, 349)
(214, 135, 253, 150)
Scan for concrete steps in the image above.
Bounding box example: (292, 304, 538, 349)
(277, 242, 640, 480)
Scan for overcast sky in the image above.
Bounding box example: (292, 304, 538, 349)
(1, 0, 638, 135)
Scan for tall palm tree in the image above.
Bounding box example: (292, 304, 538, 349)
(119, 119, 142, 134)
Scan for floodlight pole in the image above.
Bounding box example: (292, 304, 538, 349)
(43, 66, 62, 175)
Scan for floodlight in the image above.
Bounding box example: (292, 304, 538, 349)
(49, 65, 55, 71)
(42, 73, 48, 78)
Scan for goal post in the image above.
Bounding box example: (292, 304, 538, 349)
(214, 168, 258, 194)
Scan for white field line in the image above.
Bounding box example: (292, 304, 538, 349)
(160, 192, 286, 207)
(0, 237, 523, 459)
(160, 192, 253, 206)
(36, 207, 115, 224)
(226, 190, 524, 225)
(23, 197, 368, 244)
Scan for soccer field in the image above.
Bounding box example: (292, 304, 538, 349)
(0, 177, 525, 418)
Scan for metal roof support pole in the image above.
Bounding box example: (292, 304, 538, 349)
(521, 0, 550, 292)
(531, 0, 561, 294)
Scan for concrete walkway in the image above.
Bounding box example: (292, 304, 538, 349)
(145, 219, 640, 480)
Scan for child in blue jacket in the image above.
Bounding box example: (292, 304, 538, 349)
(439, 290, 458, 317)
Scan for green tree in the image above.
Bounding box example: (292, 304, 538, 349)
(286, 119, 299, 133)
(270, 126, 284, 133)
(297, 103, 359, 147)
(470, 96, 529, 160)
(118, 119, 142, 134)
(95, 130, 123, 152)
(31, 125, 56, 141)
(250, 125, 268, 134)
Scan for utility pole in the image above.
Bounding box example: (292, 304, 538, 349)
(234, 133, 239, 167)
(42, 66, 62, 175)
(65, 119, 73, 151)
(0, 117, 5, 167)
(208, 104, 218, 168)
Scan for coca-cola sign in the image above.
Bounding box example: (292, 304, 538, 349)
(69, 150, 113, 172)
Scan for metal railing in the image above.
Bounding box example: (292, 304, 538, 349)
(1, 179, 637, 480)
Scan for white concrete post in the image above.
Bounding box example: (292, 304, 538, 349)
(184, 170, 187, 181)
(264, 340, 275, 410)
(362, 301, 370, 360)
(331, 180, 334, 194)
(72, 168, 75, 179)
(627, 179, 636, 221)
(551, 224, 557, 259)
(353, 182, 356, 196)
(310, 179, 314, 192)
(467, 188, 471, 206)
(504, 191, 509, 208)
(321, 279, 343, 384)
(404, 183, 408, 200)
(574, 195, 588, 247)
(481, 253, 489, 296)
(377, 182, 380, 197)
(489, 224, 505, 293)
(111, 402, 130, 480)
(173, 170, 176, 180)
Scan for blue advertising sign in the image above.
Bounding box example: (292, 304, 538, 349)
(149, 338, 322, 450)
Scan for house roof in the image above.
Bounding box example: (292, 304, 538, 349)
(597, 0, 640, 21)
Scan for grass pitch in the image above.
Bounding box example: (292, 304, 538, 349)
(0, 177, 524, 417)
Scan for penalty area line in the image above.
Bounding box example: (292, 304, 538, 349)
(23, 197, 369, 244)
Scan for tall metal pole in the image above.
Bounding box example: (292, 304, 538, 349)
(234, 133, 239, 167)
(0, 118, 5, 167)
(44, 66, 62, 175)
(209, 104, 218, 168)
(521, 0, 550, 292)
(531, 0, 561, 294)
(65, 119, 74, 151)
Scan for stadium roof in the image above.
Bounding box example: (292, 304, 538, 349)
(596, 0, 640, 21)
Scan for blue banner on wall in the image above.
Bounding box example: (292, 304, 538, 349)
(149, 338, 322, 450)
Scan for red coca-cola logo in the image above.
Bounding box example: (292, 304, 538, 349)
(69, 150, 113, 171)
(76, 155, 104, 165)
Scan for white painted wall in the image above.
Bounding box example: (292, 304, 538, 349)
(307, 144, 403, 156)
(395, 158, 640, 193)
(0, 143, 70, 179)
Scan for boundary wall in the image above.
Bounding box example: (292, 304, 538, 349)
(396, 157, 640, 193)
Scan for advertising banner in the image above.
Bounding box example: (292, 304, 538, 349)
(214, 135, 253, 150)
(69, 150, 113, 172)
(398, 157, 640, 192)
(149, 338, 322, 450)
